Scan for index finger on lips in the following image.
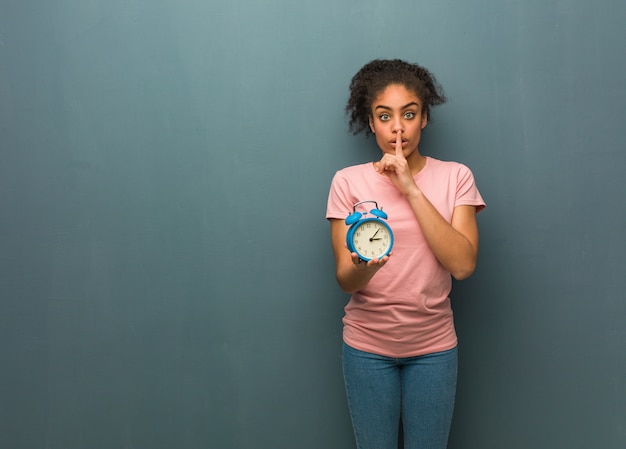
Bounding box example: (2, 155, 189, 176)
(396, 131, 403, 158)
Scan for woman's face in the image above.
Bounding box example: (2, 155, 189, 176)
(368, 84, 428, 160)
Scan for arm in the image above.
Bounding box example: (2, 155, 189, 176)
(376, 132, 479, 280)
(405, 198, 479, 280)
(329, 218, 390, 294)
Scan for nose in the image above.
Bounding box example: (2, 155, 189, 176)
(392, 117, 404, 133)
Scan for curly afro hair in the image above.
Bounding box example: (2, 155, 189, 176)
(345, 59, 447, 136)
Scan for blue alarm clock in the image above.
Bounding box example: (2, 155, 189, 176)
(345, 200, 394, 262)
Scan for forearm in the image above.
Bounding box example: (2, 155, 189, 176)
(335, 260, 381, 294)
(406, 190, 478, 280)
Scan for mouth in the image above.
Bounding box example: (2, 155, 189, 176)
(390, 139, 408, 148)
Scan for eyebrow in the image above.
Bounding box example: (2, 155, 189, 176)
(374, 102, 421, 111)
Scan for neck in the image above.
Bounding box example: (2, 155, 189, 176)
(407, 152, 426, 175)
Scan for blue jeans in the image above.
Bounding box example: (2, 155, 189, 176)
(342, 342, 458, 449)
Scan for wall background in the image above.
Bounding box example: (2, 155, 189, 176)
(1, 1, 625, 448)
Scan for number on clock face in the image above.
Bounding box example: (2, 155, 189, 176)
(353, 220, 392, 259)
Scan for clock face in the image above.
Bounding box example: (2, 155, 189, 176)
(349, 218, 393, 261)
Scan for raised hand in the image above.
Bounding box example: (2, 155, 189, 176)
(375, 130, 418, 197)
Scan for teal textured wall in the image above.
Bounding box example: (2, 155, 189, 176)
(1, 1, 625, 448)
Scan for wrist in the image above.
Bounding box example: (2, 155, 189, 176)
(405, 187, 423, 200)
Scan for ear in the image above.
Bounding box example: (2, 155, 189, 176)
(369, 115, 375, 133)
(421, 113, 428, 129)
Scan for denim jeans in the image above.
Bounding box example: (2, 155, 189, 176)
(342, 342, 458, 449)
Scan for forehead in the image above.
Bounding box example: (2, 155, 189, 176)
(372, 84, 422, 106)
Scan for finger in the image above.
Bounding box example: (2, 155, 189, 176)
(396, 130, 403, 158)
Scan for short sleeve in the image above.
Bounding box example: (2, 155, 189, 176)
(455, 164, 486, 213)
(326, 171, 352, 220)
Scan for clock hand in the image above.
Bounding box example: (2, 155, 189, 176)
(369, 229, 380, 242)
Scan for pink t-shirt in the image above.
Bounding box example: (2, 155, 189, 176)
(326, 157, 485, 358)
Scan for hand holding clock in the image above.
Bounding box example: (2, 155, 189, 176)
(349, 250, 390, 269)
(346, 213, 393, 268)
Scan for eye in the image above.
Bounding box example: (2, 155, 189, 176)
(404, 111, 416, 119)
(379, 113, 390, 121)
